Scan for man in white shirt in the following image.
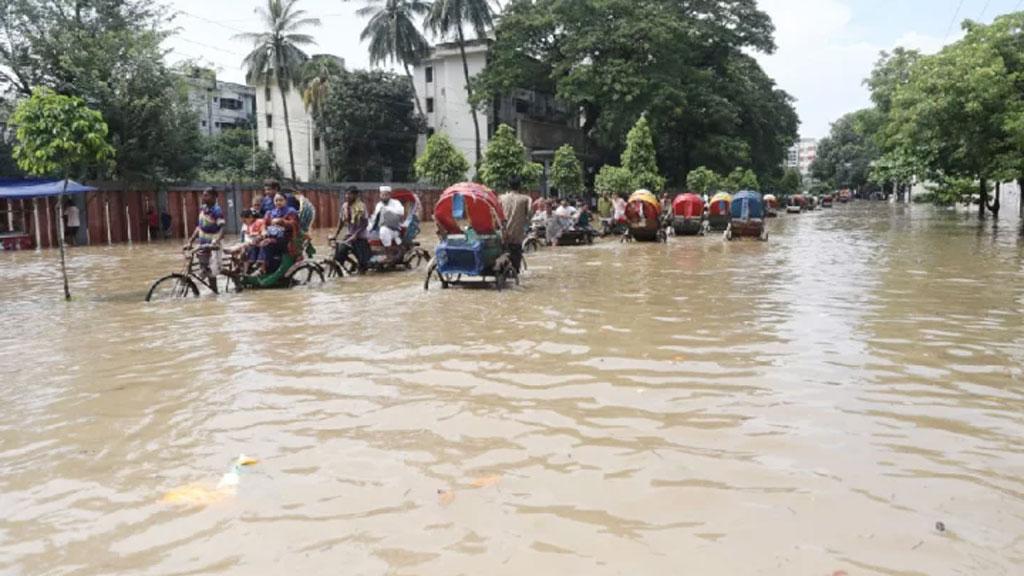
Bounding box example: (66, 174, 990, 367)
(64, 199, 81, 246)
(370, 186, 406, 260)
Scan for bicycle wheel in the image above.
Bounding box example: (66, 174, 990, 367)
(146, 274, 199, 302)
(286, 262, 325, 287)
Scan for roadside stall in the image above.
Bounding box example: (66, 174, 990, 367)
(0, 179, 95, 250)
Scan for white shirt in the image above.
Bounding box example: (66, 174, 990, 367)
(65, 205, 80, 227)
(371, 198, 405, 230)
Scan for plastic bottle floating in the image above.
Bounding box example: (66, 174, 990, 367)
(161, 454, 259, 506)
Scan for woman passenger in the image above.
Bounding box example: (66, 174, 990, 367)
(257, 193, 299, 275)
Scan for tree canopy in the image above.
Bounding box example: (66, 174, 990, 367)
(0, 0, 202, 181)
(686, 167, 719, 195)
(550, 144, 584, 197)
(314, 68, 423, 181)
(415, 133, 469, 188)
(479, 124, 528, 192)
(476, 0, 798, 186)
(811, 108, 882, 190)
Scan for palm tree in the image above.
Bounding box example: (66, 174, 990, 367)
(357, 0, 432, 118)
(235, 0, 320, 182)
(425, 0, 493, 171)
(300, 55, 343, 180)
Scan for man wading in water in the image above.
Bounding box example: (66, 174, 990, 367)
(500, 175, 532, 273)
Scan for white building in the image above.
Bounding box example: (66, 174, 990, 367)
(786, 138, 818, 177)
(413, 40, 491, 171)
(413, 40, 586, 184)
(183, 68, 257, 135)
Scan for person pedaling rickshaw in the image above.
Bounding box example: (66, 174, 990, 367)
(183, 187, 226, 290)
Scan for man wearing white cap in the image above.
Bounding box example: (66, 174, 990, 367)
(370, 185, 406, 261)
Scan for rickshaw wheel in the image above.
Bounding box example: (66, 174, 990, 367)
(523, 238, 540, 253)
(760, 228, 769, 242)
(287, 262, 325, 287)
(724, 226, 733, 241)
(322, 259, 344, 279)
(146, 273, 200, 302)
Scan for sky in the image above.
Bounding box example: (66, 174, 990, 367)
(162, 0, 1024, 140)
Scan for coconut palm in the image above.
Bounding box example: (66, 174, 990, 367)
(235, 0, 320, 182)
(300, 55, 343, 180)
(425, 0, 493, 171)
(357, 0, 432, 118)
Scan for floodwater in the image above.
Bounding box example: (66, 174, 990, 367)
(1, 202, 1023, 576)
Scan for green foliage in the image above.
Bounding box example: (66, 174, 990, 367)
(12, 88, 114, 177)
(550, 144, 584, 197)
(594, 165, 634, 197)
(811, 108, 882, 189)
(479, 124, 529, 192)
(415, 133, 469, 188)
(0, 0, 202, 181)
(357, 0, 431, 115)
(477, 0, 797, 186)
(622, 116, 665, 192)
(685, 166, 719, 195)
(778, 168, 801, 195)
(924, 176, 975, 206)
(198, 128, 281, 182)
(723, 167, 758, 192)
(315, 68, 424, 181)
(522, 162, 544, 191)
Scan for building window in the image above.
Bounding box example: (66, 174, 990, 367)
(426, 98, 434, 113)
(425, 66, 433, 83)
(266, 114, 272, 128)
(515, 99, 530, 114)
(264, 86, 272, 101)
(426, 127, 435, 138)
(201, 120, 207, 127)
(220, 98, 243, 110)
(314, 137, 321, 151)
(267, 141, 273, 152)
(314, 164, 322, 180)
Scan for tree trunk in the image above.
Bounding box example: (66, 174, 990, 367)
(404, 62, 424, 118)
(58, 178, 71, 300)
(278, 82, 298, 182)
(978, 178, 988, 220)
(1018, 178, 1023, 222)
(456, 24, 482, 173)
(987, 181, 1000, 217)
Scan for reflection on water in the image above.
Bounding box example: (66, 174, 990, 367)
(1, 203, 1023, 575)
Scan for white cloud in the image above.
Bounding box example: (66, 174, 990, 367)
(755, 0, 950, 139)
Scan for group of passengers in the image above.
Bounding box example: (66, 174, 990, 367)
(529, 195, 594, 246)
(329, 185, 418, 273)
(184, 179, 313, 284)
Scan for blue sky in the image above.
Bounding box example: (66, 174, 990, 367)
(163, 0, 1024, 139)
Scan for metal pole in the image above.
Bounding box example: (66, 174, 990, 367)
(45, 197, 53, 248)
(32, 198, 41, 250)
(125, 204, 132, 244)
(182, 194, 189, 238)
(104, 195, 112, 245)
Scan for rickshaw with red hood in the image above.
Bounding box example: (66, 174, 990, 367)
(670, 193, 706, 236)
(623, 189, 667, 242)
(424, 183, 519, 290)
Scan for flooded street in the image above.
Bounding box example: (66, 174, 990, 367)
(1, 202, 1023, 575)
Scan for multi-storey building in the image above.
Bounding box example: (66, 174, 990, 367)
(786, 138, 818, 177)
(253, 55, 341, 183)
(413, 40, 585, 181)
(183, 67, 257, 135)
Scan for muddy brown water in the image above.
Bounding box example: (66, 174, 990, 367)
(1, 202, 1023, 575)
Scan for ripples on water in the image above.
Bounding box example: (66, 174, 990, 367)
(1, 203, 1023, 575)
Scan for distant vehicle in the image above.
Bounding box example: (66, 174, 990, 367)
(707, 192, 732, 231)
(623, 190, 666, 242)
(820, 194, 834, 208)
(786, 194, 806, 214)
(763, 194, 779, 217)
(725, 190, 767, 241)
(838, 190, 852, 203)
(671, 193, 705, 236)
(806, 195, 818, 211)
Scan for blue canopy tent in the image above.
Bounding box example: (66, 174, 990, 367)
(0, 178, 96, 199)
(730, 190, 764, 221)
(0, 179, 95, 249)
